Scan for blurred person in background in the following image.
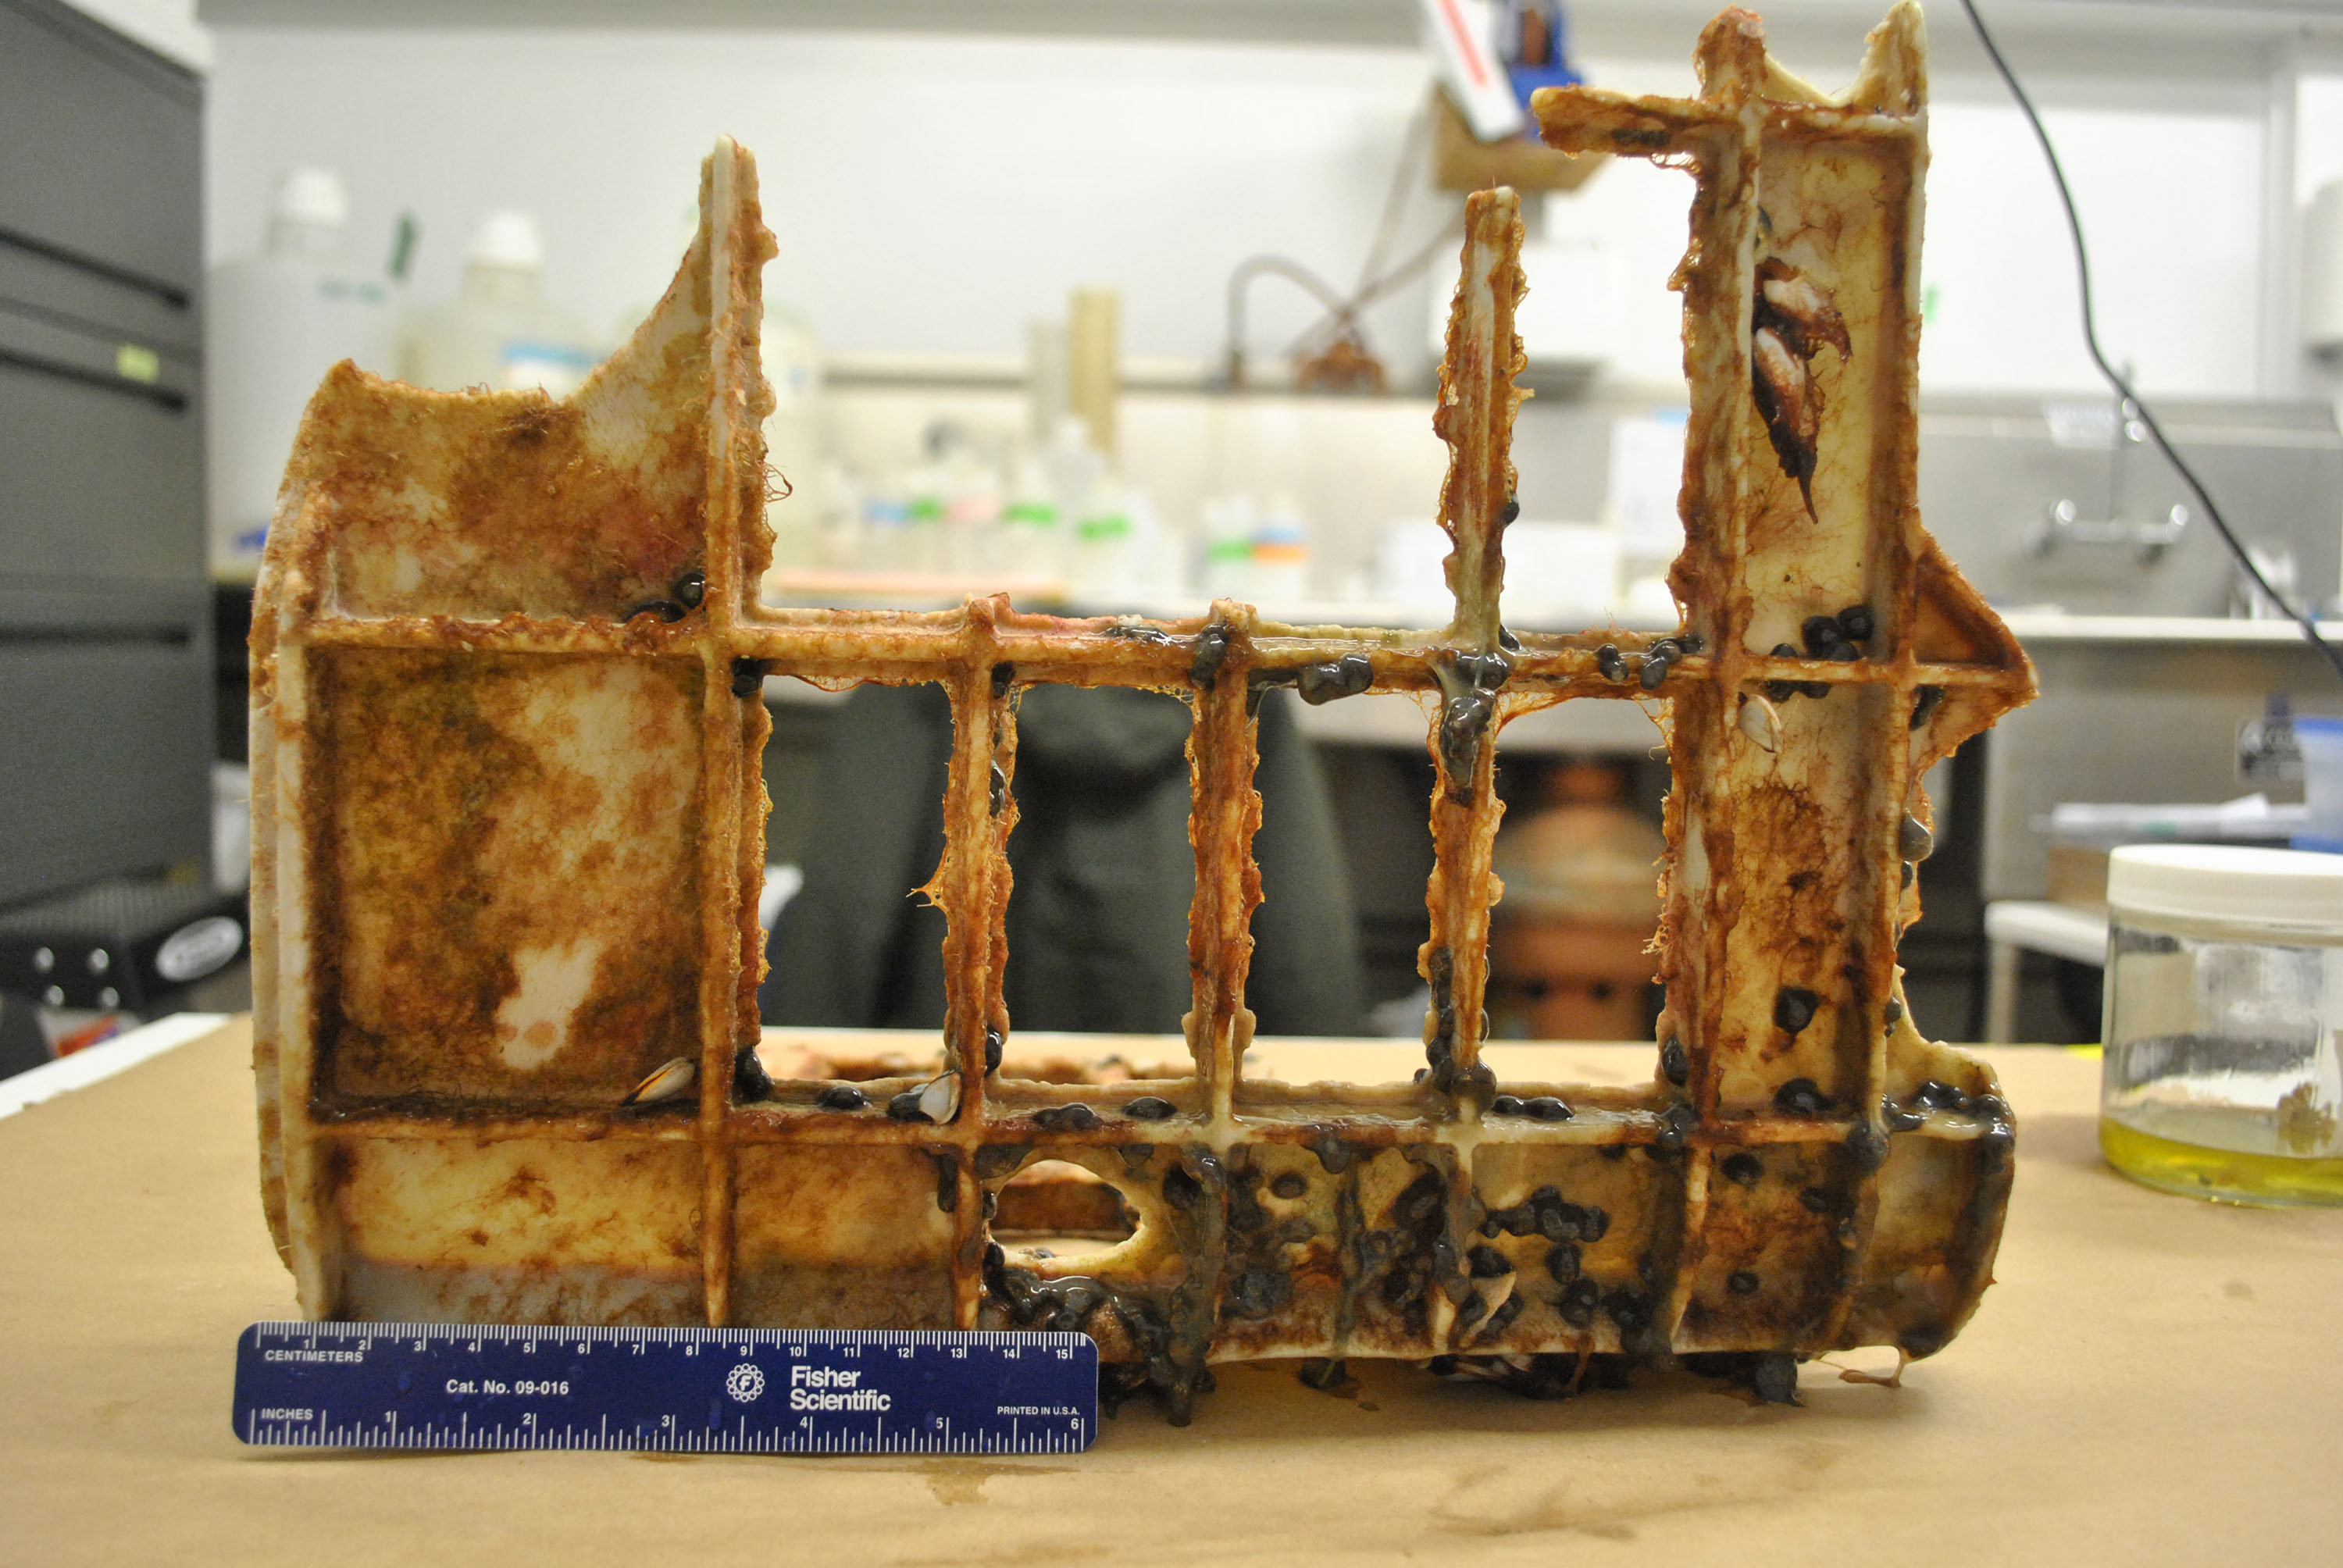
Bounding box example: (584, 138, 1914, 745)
(764, 686, 1363, 1037)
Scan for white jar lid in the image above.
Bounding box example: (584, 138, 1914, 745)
(2108, 843, 2343, 930)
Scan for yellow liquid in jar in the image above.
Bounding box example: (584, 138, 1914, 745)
(2100, 1109, 2343, 1208)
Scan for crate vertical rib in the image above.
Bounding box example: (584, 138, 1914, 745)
(697, 137, 768, 629)
(694, 641, 744, 1328)
(1810, 10, 1931, 1349)
(972, 609, 1022, 1117)
(1663, 26, 1772, 1353)
(1186, 607, 1259, 1119)
(694, 139, 765, 1328)
(1435, 187, 1526, 661)
(939, 604, 1020, 1328)
(937, 604, 1012, 1110)
(247, 556, 291, 1279)
(271, 629, 339, 1317)
(1419, 189, 1526, 1101)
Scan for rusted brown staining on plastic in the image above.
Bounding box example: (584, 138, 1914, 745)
(253, 1066, 291, 1267)
(1910, 536, 2024, 671)
(1417, 688, 1507, 1103)
(927, 607, 1029, 1324)
(706, 150, 781, 622)
(257, 15, 2039, 1410)
(1846, 1115, 2012, 1356)
(286, 150, 772, 634)
(1185, 611, 1264, 1113)
(1675, 1139, 1850, 1349)
(731, 684, 775, 1078)
(316, 648, 705, 1109)
(663, 148, 774, 1334)
(251, 141, 776, 1321)
(1434, 188, 1528, 654)
(291, 376, 701, 625)
(990, 1160, 1137, 1238)
(935, 599, 1016, 1105)
(332, 1138, 705, 1313)
(734, 1146, 958, 1331)
(1412, 194, 1533, 1109)
(1533, 0, 2030, 1360)
(973, 1142, 1227, 1421)
(1527, 84, 1720, 164)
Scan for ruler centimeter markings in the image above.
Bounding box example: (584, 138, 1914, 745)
(232, 1322, 1097, 1455)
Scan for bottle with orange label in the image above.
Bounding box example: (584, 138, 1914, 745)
(1250, 494, 1311, 608)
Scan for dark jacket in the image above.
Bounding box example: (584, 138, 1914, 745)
(761, 682, 1362, 1036)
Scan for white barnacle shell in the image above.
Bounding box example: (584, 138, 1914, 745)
(1463, 1272, 1518, 1346)
(1737, 691, 1783, 754)
(918, 1070, 964, 1124)
(1427, 1286, 1457, 1348)
(1758, 269, 1850, 360)
(1752, 327, 1815, 446)
(622, 1056, 697, 1107)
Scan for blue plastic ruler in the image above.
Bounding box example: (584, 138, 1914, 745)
(232, 1322, 1097, 1455)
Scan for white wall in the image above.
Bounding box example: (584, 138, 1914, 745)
(2297, 69, 2343, 403)
(1922, 94, 2267, 397)
(2298, 71, 2343, 203)
(207, 27, 1446, 383)
(1526, 60, 2273, 397)
(203, 20, 2309, 405)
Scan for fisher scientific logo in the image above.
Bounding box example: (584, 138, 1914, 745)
(725, 1363, 765, 1403)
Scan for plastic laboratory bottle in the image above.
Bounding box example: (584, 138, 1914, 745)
(858, 475, 916, 574)
(939, 440, 1005, 580)
(1000, 451, 1067, 584)
(1251, 493, 1312, 607)
(1068, 479, 1163, 607)
(1040, 415, 1104, 529)
(400, 212, 600, 397)
(204, 168, 395, 577)
(1199, 496, 1257, 601)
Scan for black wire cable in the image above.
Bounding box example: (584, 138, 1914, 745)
(1957, 0, 2343, 683)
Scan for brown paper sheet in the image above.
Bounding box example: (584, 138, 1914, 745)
(4, 1021, 2338, 1564)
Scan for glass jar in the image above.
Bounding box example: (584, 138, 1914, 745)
(2100, 844, 2343, 1206)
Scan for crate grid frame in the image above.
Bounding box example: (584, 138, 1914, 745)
(254, 1, 2031, 1415)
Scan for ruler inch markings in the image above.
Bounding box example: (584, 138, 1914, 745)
(232, 1322, 1097, 1456)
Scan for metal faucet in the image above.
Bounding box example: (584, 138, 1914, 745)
(2029, 390, 2188, 564)
(2237, 693, 2301, 783)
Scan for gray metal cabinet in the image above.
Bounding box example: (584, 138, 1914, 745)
(0, 0, 209, 908)
(0, 0, 200, 300)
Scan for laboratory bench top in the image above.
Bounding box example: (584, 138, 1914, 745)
(3, 1017, 2339, 1565)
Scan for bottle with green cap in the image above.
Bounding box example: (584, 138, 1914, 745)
(1200, 495, 1257, 602)
(1070, 478, 1147, 604)
(1000, 451, 1066, 584)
